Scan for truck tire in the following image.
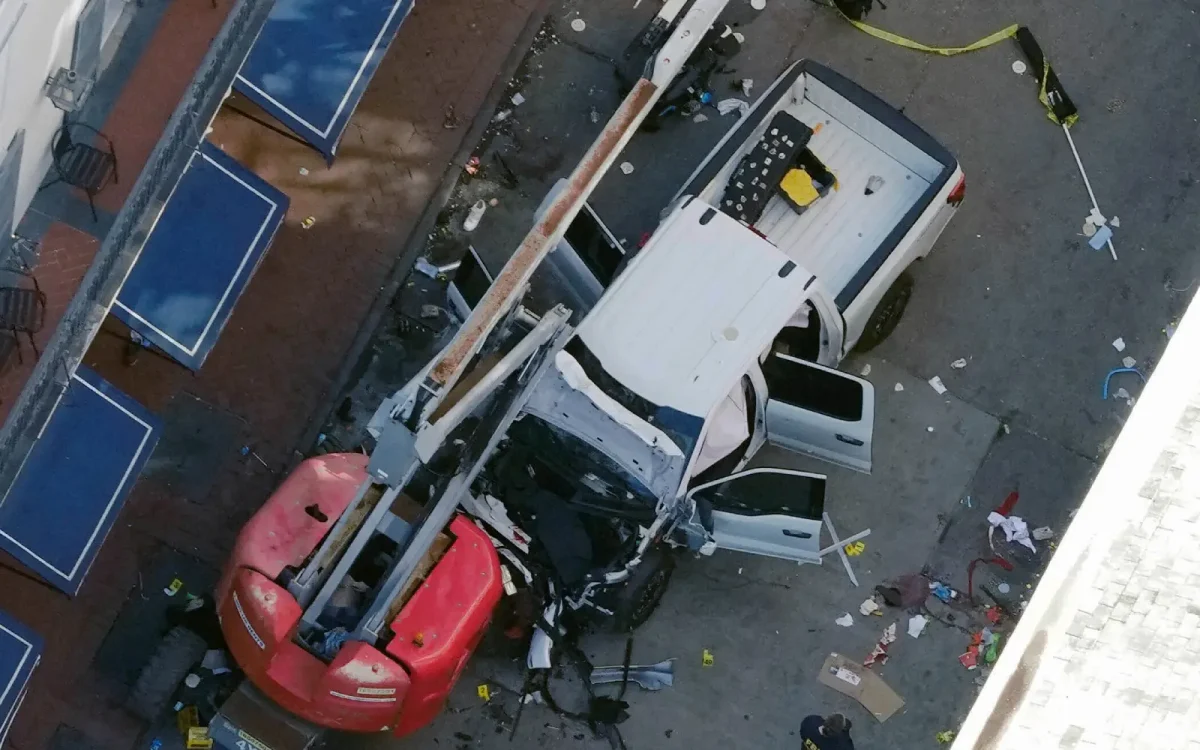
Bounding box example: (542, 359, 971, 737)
(125, 625, 207, 722)
(856, 271, 914, 353)
(611, 546, 676, 633)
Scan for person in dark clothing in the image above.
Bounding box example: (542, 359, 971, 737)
(800, 713, 855, 750)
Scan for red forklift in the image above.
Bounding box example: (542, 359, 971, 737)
(123, 0, 730, 746)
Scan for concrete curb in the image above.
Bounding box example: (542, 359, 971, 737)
(289, 0, 557, 469)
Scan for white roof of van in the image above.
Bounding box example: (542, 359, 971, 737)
(576, 199, 812, 418)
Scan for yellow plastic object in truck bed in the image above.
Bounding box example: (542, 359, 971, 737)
(780, 169, 821, 209)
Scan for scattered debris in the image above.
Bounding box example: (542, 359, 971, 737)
(996, 582, 1010, 594)
(907, 615, 928, 639)
(836, 613, 854, 627)
(1082, 220, 1097, 237)
(929, 581, 956, 603)
(420, 304, 441, 320)
(493, 109, 512, 123)
(959, 648, 978, 670)
(570, 18, 586, 32)
(985, 606, 1003, 625)
(413, 257, 441, 279)
(464, 200, 487, 232)
(464, 155, 481, 175)
(864, 175, 884, 195)
(819, 653, 904, 721)
(164, 578, 183, 597)
(987, 512, 1036, 553)
(1010, 60, 1026, 75)
(443, 104, 460, 129)
(589, 106, 600, 124)
(740, 78, 754, 96)
(702, 649, 714, 667)
(859, 598, 881, 616)
(1102, 367, 1144, 400)
(928, 376, 947, 395)
(937, 730, 957, 744)
(1112, 337, 1126, 352)
(1122, 356, 1136, 369)
(950, 358, 968, 369)
(860, 363, 872, 377)
(751, 0, 766, 9)
(961, 495, 973, 508)
(1088, 224, 1114, 251)
(301, 216, 315, 229)
(692, 113, 709, 123)
(881, 622, 897, 645)
(926, 426, 935, 432)
(591, 659, 675, 690)
(1088, 207, 1107, 227)
(1114, 387, 1130, 400)
(1110, 215, 1121, 228)
(619, 162, 635, 175)
(298, 167, 309, 176)
(894, 382, 904, 392)
(511, 92, 526, 106)
(733, 31, 745, 44)
(863, 642, 888, 667)
(716, 98, 750, 117)
(875, 573, 929, 608)
(488, 197, 500, 207)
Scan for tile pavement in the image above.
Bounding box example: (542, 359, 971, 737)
(2, 0, 546, 747)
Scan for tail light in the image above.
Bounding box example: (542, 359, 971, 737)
(947, 175, 966, 206)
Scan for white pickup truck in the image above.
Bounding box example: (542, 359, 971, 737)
(411, 59, 965, 632)
(493, 59, 965, 366)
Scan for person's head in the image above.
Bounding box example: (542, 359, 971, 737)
(820, 714, 848, 737)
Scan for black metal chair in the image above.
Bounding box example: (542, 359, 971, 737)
(0, 270, 47, 362)
(40, 119, 119, 222)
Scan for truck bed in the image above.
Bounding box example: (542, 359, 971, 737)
(681, 61, 955, 309)
(752, 98, 929, 301)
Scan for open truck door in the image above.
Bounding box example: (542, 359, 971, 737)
(759, 352, 874, 473)
(687, 467, 826, 563)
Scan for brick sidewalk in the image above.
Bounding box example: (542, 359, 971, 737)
(3, 0, 544, 746)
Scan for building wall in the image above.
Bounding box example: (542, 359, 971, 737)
(0, 0, 132, 238)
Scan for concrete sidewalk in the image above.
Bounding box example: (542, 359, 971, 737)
(1, 0, 548, 747)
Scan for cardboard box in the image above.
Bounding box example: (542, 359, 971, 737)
(817, 652, 904, 722)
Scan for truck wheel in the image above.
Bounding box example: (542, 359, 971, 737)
(125, 626, 207, 722)
(611, 547, 676, 633)
(856, 271, 914, 353)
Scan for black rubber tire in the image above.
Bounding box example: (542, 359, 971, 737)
(611, 546, 677, 633)
(125, 625, 207, 722)
(855, 271, 915, 353)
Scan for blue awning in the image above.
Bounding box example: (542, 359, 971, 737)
(112, 142, 288, 370)
(0, 367, 160, 596)
(0, 610, 40, 744)
(234, 0, 415, 160)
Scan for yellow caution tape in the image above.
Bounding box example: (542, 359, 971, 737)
(838, 10, 1018, 57)
(1036, 58, 1079, 127)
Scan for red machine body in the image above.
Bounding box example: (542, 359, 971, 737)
(216, 454, 502, 736)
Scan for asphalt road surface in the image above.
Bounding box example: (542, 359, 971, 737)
(337, 0, 1200, 746)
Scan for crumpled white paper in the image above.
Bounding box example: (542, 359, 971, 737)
(987, 511, 1036, 553)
